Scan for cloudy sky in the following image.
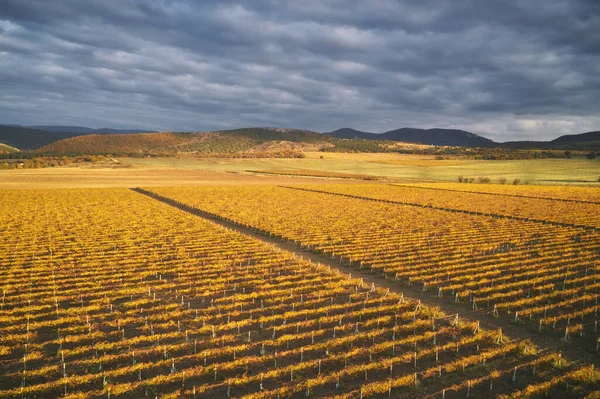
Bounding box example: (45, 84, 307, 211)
(1, 1, 599, 141)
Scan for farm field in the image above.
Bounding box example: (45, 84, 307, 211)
(1, 181, 599, 398)
(404, 182, 600, 202)
(287, 184, 600, 228)
(6, 188, 597, 398)
(1, 154, 598, 189)
(123, 155, 600, 185)
(0, 168, 324, 189)
(148, 186, 600, 346)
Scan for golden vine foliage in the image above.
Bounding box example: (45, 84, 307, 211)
(151, 185, 600, 335)
(1, 187, 598, 398)
(303, 183, 600, 228)
(412, 182, 600, 202)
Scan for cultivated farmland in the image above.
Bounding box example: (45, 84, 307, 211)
(148, 186, 600, 345)
(1, 184, 599, 398)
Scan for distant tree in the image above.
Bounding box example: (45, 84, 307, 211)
(564, 150, 572, 159)
(513, 178, 521, 185)
(498, 177, 507, 184)
(457, 176, 465, 183)
(586, 152, 596, 159)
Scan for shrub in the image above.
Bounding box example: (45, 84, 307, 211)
(498, 177, 507, 184)
(513, 178, 521, 185)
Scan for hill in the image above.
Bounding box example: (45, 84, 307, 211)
(501, 131, 600, 150)
(37, 132, 195, 155)
(0, 125, 157, 150)
(326, 127, 495, 147)
(381, 128, 495, 147)
(327, 127, 600, 149)
(0, 125, 81, 150)
(0, 143, 18, 154)
(326, 128, 378, 140)
(35, 128, 333, 156)
(550, 131, 600, 147)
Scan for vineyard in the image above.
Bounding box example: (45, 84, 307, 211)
(148, 186, 600, 345)
(406, 183, 600, 203)
(288, 184, 600, 228)
(1, 185, 599, 398)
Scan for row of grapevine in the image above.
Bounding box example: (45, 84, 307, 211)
(297, 184, 600, 228)
(408, 182, 600, 203)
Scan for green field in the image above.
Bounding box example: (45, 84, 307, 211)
(122, 155, 600, 185)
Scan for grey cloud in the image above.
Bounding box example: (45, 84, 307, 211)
(0, 0, 599, 141)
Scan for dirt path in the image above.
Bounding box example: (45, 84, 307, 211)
(132, 187, 600, 370)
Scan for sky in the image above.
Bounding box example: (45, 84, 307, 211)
(1, 1, 599, 142)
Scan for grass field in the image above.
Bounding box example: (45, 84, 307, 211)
(123, 155, 600, 185)
(0, 154, 598, 189)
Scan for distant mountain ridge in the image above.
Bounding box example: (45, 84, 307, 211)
(0, 124, 156, 150)
(0, 126, 81, 150)
(0, 123, 598, 152)
(550, 131, 600, 145)
(326, 127, 495, 147)
(326, 127, 600, 149)
(325, 128, 375, 140)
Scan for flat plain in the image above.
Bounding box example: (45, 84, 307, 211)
(1, 154, 599, 189)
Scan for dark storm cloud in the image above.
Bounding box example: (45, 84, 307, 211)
(1, 0, 599, 140)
